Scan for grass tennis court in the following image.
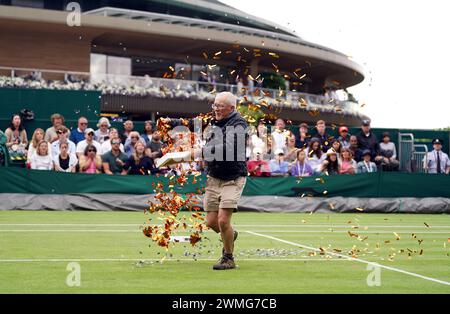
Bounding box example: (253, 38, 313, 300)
(0, 211, 449, 293)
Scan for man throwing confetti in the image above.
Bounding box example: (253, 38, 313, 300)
(163, 91, 248, 270)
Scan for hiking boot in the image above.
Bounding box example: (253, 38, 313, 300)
(213, 255, 236, 270)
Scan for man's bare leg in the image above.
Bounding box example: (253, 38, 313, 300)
(206, 211, 220, 233)
(218, 208, 234, 254)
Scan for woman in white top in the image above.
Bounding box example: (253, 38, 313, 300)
(53, 141, 78, 172)
(94, 117, 110, 144)
(30, 140, 53, 170)
(28, 128, 52, 160)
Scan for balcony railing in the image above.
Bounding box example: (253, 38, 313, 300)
(0, 66, 363, 117)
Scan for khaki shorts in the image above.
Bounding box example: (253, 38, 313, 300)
(204, 176, 247, 211)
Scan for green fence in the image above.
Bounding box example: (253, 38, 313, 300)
(0, 167, 449, 198)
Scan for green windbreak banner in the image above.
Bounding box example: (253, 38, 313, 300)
(0, 167, 449, 198)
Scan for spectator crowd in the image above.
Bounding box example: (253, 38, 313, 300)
(1, 113, 449, 176)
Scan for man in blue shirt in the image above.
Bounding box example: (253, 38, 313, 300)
(69, 117, 89, 145)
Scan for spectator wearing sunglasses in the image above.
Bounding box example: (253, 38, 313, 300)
(94, 117, 111, 144)
(51, 126, 76, 158)
(79, 144, 102, 174)
(76, 128, 102, 159)
(69, 117, 89, 145)
(100, 127, 124, 154)
(124, 131, 146, 158)
(102, 138, 128, 175)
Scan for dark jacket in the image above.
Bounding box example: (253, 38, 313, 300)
(311, 132, 334, 153)
(170, 111, 248, 180)
(356, 131, 379, 159)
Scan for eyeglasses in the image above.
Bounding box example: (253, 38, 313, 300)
(131, 137, 139, 139)
(100, 125, 108, 127)
(211, 103, 228, 110)
(80, 122, 88, 125)
(111, 142, 121, 145)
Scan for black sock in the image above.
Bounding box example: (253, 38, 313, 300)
(224, 253, 233, 260)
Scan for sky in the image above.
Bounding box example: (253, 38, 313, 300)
(221, 0, 450, 129)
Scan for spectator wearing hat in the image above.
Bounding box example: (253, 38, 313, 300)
(120, 120, 134, 144)
(311, 120, 333, 153)
(247, 147, 271, 177)
(289, 149, 313, 177)
(356, 120, 379, 161)
(79, 144, 102, 174)
(51, 126, 76, 158)
(94, 117, 111, 144)
(379, 132, 400, 171)
(423, 138, 450, 174)
(53, 141, 78, 173)
(337, 126, 351, 149)
(295, 122, 310, 149)
(357, 149, 377, 173)
(69, 117, 88, 145)
(102, 138, 128, 175)
(100, 127, 124, 155)
(339, 147, 357, 174)
(306, 138, 326, 175)
(76, 128, 102, 158)
(320, 149, 340, 175)
(269, 148, 289, 176)
(45, 113, 70, 143)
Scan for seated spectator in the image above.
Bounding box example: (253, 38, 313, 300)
(145, 131, 164, 160)
(125, 142, 157, 175)
(28, 128, 52, 160)
(120, 120, 134, 144)
(102, 138, 128, 175)
(357, 149, 378, 173)
(53, 141, 78, 173)
(76, 128, 102, 158)
(45, 113, 70, 143)
(306, 138, 325, 175)
(269, 148, 289, 176)
(379, 132, 400, 171)
(339, 147, 357, 174)
(337, 126, 351, 149)
(295, 122, 310, 149)
(5, 114, 28, 159)
(29, 140, 53, 170)
(0, 129, 7, 166)
(331, 139, 342, 161)
(101, 127, 124, 154)
(289, 149, 313, 177)
(94, 117, 111, 144)
(356, 119, 379, 161)
(247, 147, 271, 177)
(423, 138, 450, 174)
(320, 149, 339, 175)
(250, 122, 268, 156)
(124, 131, 146, 158)
(285, 135, 298, 162)
(69, 116, 88, 145)
(271, 118, 290, 152)
(349, 135, 362, 162)
(79, 144, 102, 174)
(311, 120, 333, 152)
(142, 120, 154, 145)
(51, 126, 76, 158)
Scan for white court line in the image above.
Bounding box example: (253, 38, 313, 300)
(0, 223, 449, 228)
(0, 229, 448, 234)
(246, 231, 450, 286)
(0, 258, 348, 263)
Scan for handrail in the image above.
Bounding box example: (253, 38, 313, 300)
(83, 7, 346, 57)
